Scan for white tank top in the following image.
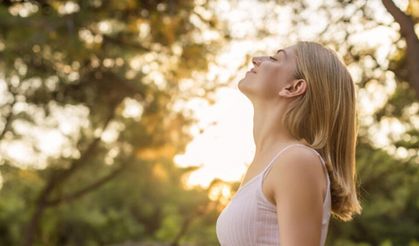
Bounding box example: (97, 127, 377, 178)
(216, 143, 331, 245)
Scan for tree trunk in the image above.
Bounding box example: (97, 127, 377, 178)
(382, 0, 419, 99)
(22, 182, 54, 246)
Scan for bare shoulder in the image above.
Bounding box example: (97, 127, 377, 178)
(267, 146, 326, 245)
(266, 146, 326, 206)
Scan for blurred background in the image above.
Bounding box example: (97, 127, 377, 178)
(0, 0, 418, 245)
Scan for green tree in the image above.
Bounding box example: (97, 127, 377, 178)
(0, 0, 228, 245)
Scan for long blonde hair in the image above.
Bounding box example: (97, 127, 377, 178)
(282, 41, 362, 221)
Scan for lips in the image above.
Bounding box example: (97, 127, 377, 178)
(249, 68, 257, 73)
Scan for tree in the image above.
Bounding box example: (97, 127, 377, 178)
(0, 0, 229, 245)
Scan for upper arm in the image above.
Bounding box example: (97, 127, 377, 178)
(270, 148, 325, 246)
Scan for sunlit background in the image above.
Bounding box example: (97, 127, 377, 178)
(0, 0, 418, 245)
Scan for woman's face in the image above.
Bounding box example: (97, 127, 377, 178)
(238, 45, 300, 102)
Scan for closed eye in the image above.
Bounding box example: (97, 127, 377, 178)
(269, 56, 278, 61)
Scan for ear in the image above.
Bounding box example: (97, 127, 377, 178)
(278, 79, 306, 97)
(278, 85, 292, 97)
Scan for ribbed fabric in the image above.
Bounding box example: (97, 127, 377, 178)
(216, 143, 331, 246)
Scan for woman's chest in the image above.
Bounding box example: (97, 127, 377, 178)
(216, 188, 259, 245)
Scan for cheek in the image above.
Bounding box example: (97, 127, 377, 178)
(258, 64, 282, 87)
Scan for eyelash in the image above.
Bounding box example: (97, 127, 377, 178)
(269, 56, 278, 61)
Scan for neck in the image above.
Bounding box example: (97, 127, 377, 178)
(252, 102, 304, 159)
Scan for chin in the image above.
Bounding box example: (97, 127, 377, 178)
(237, 79, 257, 99)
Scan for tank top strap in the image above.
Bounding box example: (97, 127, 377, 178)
(261, 143, 303, 180)
(261, 143, 328, 182)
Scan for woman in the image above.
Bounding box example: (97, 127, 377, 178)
(216, 41, 362, 246)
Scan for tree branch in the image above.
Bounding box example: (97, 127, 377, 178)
(381, 0, 419, 99)
(0, 82, 17, 140)
(45, 162, 128, 206)
(381, 0, 416, 38)
(48, 106, 117, 186)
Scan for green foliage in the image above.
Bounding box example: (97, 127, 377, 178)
(0, 0, 227, 245)
(326, 141, 419, 245)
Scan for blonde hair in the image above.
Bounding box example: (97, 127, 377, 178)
(282, 41, 362, 221)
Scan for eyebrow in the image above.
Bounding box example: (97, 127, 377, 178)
(276, 49, 287, 60)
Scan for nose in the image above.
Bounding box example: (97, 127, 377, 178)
(252, 56, 267, 67)
(252, 56, 261, 67)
